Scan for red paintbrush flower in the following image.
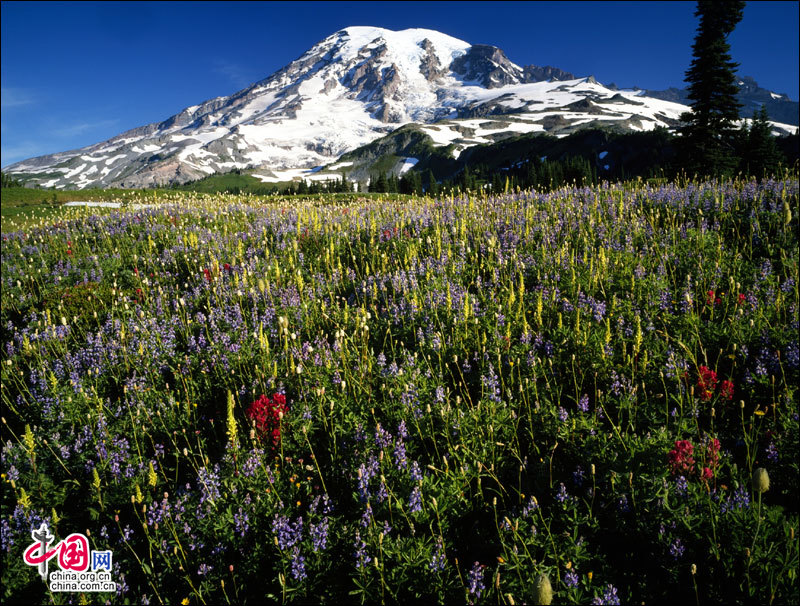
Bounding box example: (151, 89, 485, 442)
(697, 366, 718, 401)
(720, 379, 734, 401)
(668, 440, 695, 475)
(247, 393, 289, 447)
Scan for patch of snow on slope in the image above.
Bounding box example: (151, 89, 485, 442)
(398, 158, 418, 174)
(61, 164, 87, 179)
(104, 154, 127, 166)
(419, 124, 462, 146)
(131, 144, 161, 154)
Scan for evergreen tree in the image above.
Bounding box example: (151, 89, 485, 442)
(740, 105, 783, 178)
(373, 172, 389, 193)
(339, 171, 350, 193)
(679, 0, 745, 177)
(1, 172, 22, 188)
(491, 173, 503, 194)
(399, 174, 413, 195)
(423, 169, 436, 197)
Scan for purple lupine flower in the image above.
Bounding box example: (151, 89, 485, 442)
(578, 394, 589, 412)
(196, 464, 221, 505)
(467, 561, 486, 603)
(558, 406, 569, 422)
(429, 538, 446, 572)
(1, 518, 13, 553)
(675, 475, 688, 497)
(290, 546, 307, 581)
(765, 442, 779, 463)
(785, 342, 799, 370)
(592, 584, 621, 605)
(272, 514, 303, 550)
(197, 563, 213, 576)
(146, 496, 171, 526)
(556, 483, 569, 504)
(522, 496, 539, 517)
(242, 448, 264, 477)
(354, 530, 371, 569)
(397, 420, 409, 440)
(310, 517, 329, 552)
(121, 525, 134, 542)
(374, 425, 393, 449)
(720, 485, 751, 513)
(354, 423, 365, 442)
(670, 538, 685, 560)
(481, 364, 502, 404)
(361, 503, 373, 528)
(234, 508, 249, 537)
(394, 440, 408, 470)
(376, 479, 389, 503)
(410, 461, 423, 482)
(408, 485, 422, 513)
(564, 570, 579, 587)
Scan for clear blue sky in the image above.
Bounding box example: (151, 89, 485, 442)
(2, 1, 798, 167)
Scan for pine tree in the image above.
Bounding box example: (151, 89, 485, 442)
(374, 172, 389, 193)
(1, 172, 22, 188)
(740, 105, 783, 178)
(425, 169, 438, 196)
(679, 0, 745, 177)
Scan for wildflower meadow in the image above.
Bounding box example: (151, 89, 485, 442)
(1, 177, 798, 604)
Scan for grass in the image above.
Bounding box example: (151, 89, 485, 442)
(0, 177, 798, 605)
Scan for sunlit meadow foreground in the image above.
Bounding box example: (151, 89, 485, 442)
(1, 178, 798, 605)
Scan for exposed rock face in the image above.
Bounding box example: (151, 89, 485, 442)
(419, 38, 446, 82)
(450, 44, 525, 88)
(522, 65, 576, 82)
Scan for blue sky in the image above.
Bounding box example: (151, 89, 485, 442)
(2, 1, 798, 167)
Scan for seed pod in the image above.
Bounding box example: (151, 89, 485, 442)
(535, 573, 553, 605)
(752, 468, 770, 494)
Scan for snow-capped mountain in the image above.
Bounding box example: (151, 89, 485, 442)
(5, 26, 797, 190)
(644, 76, 798, 126)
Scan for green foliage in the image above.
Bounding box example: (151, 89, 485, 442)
(1, 172, 23, 188)
(0, 177, 798, 605)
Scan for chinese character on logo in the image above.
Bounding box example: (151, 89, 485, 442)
(58, 534, 89, 572)
(23, 525, 90, 576)
(92, 550, 113, 572)
(23, 523, 56, 580)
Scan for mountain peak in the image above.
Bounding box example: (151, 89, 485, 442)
(5, 26, 797, 189)
(327, 26, 471, 69)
